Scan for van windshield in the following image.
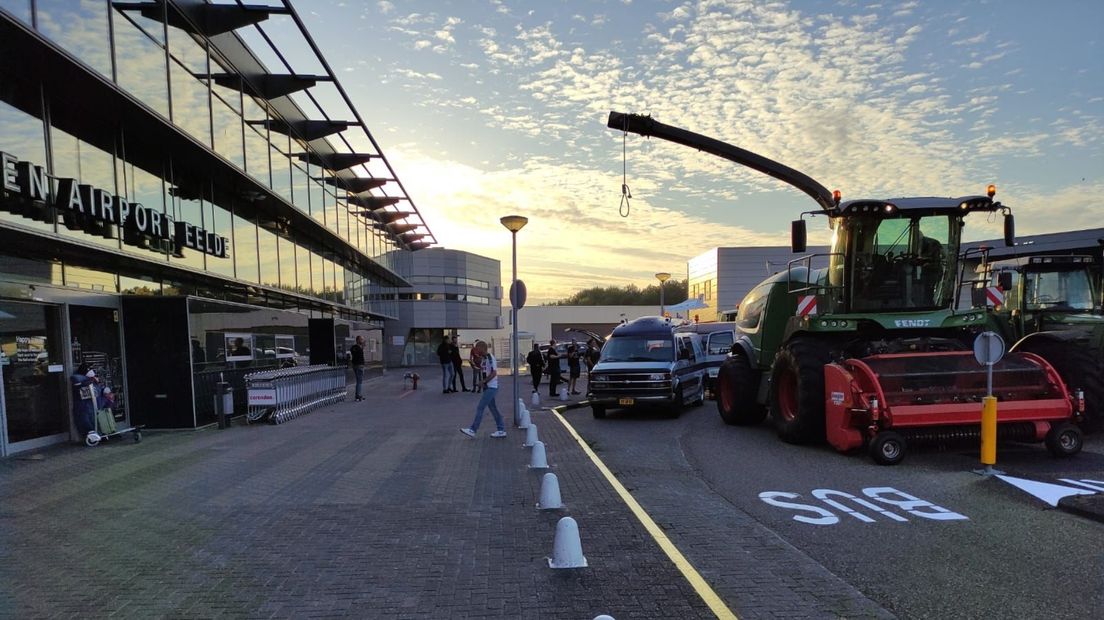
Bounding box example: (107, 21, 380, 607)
(599, 336, 674, 362)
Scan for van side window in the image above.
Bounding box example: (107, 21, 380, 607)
(707, 331, 734, 355)
(737, 283, 771, 330)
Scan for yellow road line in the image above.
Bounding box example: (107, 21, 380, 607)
(550, 407, 738, 620)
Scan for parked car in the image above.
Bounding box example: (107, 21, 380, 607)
(675, 322, 737, 396)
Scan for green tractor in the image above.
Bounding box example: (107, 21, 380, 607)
(970, 254, 1104, 432)
(610, 112, 1083, 463)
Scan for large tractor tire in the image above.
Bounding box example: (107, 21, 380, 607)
(716, 352, 767, 426)
(769, 338, 831, 444)
(1014, 334, 1104, 433)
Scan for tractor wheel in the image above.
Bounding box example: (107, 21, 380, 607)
(1045, 422, 1083, 457)
(769, 338, 831, 444)
(1015, 334, 1104, 433)
(592, 404, 606, 419)
(716, 352, 767, 426)
(869, 431, 907, 465)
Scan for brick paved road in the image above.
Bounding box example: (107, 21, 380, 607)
(0, 372, 713, 619)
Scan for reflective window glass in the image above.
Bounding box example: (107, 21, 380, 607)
(112, 1, 165, 44)
(117, 154, 172, 259)
(290, 162, 310, 215)
(269, 138, 292, 203)
(0, 0, 32, 23)
(170, 57, 211, 146)
(333, 263, 345, 305)
(311, 251, 324, 299)
(309, 174, 327, 225)
(0, 97, 54, 235)
(166, 15, 207, 71)
(244, 124, 270, 187)
(205, 200, 234, 279)
(120, 274, 161, 295)
(212, 93, 244, 170)
(50, 128, 121, 251)
(295, 240, 310, 295)
(166, 170, 206, 272)
(35, 0, 112, 77)
(63, 264, 117, 292)
(325, 190, 341, 237)
(112, 11, 170, 117)
(257, 226, 278, 288)
(277, 235, 296, 292)
(232, 204, 258, 283)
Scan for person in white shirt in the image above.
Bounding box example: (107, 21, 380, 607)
(459, 341, 506, 438)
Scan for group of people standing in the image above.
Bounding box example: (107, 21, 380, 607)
(526, 338, 601, 398)
(436, 336, 486, 394)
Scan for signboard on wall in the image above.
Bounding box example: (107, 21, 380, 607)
(224, 333, 254, 362)
(1, 150, 229, 259)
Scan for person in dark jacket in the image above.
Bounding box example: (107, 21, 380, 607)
(546, 339, 562, 398)
(526, 343, 544, 393)
(70, 362, 101, 440)
(349, 335, 366, 401)
(450, 341, 469, 392)
(437, 336, 456, 393)
(567, 343, 582, 395)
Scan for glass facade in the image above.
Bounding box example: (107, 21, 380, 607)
(0, 2, 424, 450)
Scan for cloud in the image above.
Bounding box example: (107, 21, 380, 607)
(377, 1, 393, 15)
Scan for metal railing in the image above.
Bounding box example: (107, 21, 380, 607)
(245, 365, 347, 424)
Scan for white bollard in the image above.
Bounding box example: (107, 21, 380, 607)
(529, 440, 548, 469)
(531, 391, 540, 407)
(537, 472, 563, 509)
(518, 398, 528, 414)
(547, 516, 587, 568)
(518, 409, 531, 429)
(524, 423, 539, 448)
(559, 385, 568, 401)
(594, 616, 615, 620)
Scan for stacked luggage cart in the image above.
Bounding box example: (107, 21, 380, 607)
(245, 365, 347, 424)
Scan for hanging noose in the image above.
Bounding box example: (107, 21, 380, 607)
(619, 117, 632, 217)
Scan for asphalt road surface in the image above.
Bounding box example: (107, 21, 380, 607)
(562, 400, 1104, 619)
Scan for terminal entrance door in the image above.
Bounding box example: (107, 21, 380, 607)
(0, 301, 67, 455)
(69, 306, 126, 429)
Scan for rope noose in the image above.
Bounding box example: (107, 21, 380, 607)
(619, 116, 632, 217)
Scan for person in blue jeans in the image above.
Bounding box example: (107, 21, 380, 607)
(437, 336, 456, 393)
(349, 335, 366, 401)
(70, 362, 101, 440)
(460, 341, 506, 438)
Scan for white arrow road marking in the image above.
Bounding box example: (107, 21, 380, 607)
(1058, 479, 1104, 492)
(995, 475, 1097, 507)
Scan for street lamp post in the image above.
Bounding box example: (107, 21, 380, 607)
(500, 215, 528, 427)
(655, 272, 671, 316)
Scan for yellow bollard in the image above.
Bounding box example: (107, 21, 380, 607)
(980, 395, 997, 466)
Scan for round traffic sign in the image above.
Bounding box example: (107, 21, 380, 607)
(509, 280, 527, 309)
(973, 331, 1005, 366)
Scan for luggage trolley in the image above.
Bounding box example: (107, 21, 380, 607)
(82, 353, 143, 446)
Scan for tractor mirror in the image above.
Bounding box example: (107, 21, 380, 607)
(998, 271, 1013, 292)
(791, 220, 807, 253)
(1003, 213, 1015, 247)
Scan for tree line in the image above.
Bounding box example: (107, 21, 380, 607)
(546, 279, 689, 306)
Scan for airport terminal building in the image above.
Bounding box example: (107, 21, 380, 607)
(0, 1, 436, 455)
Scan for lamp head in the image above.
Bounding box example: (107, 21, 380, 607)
(500, 215, 528, 232)
(655, 272, 672, 283)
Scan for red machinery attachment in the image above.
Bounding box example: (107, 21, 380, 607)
(825, 351, 1078, 464)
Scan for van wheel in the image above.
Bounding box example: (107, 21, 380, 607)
(668, 389, 684, 418)
(592, 405, 607, 419)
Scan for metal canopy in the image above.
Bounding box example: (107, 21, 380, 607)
(329, 177, 390, 193)
(296, 151, 375, 171)
(209, 73, 326, 100)
(349, 195, 401, 211)
(374, 212, 414, 224)
(114, 1, 286, 37)
(387, 223, 420, 234)
(256, 118, 353, 141)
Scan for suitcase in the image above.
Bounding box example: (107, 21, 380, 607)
(96, 408, 118, 435)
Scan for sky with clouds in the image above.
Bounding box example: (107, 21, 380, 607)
(290, 0, 1104, 303)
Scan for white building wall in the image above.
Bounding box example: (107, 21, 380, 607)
(689, 246, 829, 321)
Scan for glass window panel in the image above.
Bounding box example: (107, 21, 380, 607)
(166, 17, 207, 72)
(0, 0, 31, 23)
(166, 175, 206, 272)
(63, 264, 117, 292)
(308, 168, 326, 221)
(295, 240, 310, 296)
(276, 235, 296, 292)
(0, 97, 54, 235)
(290, 162, 310, 215)
(257, 226, 279, 288)
(243, 124, 270, 187)
(118, 153, 171, 259)
(111, 1, 165, 44)
(311, 251, 324, 299)
(112, 12, 170, 117)
(212, 95, 244, 170)
(205, 200, 234, 279)
(50, 128, 121, 251)
(269, 138, 292, 203)
(325, 190, 340, 237)
(170, 57, 211, 146)
(35, 0, 112, 77)
(120, 274, 161, 295)
(232, 204, 258, 283)
(334, 263, 345, 305)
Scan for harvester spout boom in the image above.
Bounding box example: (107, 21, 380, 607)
(608, 111, 836, 212)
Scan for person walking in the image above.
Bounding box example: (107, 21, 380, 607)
(459, 341, 506, 438)
(546, 339, 562, 398)
(526, 343, 544, 394)
(585, 338, 602, 377)
(470, 344, 484, 393)
(349, 335, 366, 401)
(437, 336, 456, 393)
(567, 343, 582, 395)
(450, 340, 469, 392)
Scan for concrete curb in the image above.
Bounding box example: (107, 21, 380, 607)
(1057, 494, 1104, 524)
